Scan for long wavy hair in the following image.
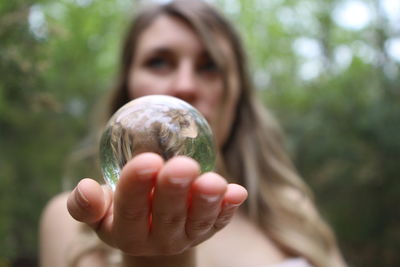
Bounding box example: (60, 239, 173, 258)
(68, 1, 345, 266)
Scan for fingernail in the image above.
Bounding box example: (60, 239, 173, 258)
(200, 194, 220, 203)
(75, 187, 89, 208)
(168, 177, 192, 187)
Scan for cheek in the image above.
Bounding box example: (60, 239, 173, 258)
(213, 80, 240, 148)
(196, 79, 224, 120)
(207, 81, 225, 109)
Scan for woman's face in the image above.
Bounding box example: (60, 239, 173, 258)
(128, 15, 240, 148)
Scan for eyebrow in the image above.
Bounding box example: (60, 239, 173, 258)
(143, 47, 172, 56)
(142, 45, 211, 58)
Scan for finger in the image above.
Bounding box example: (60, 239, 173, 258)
(150, 156, 200, 248)
(213, 184, 247, 231)
(67, 178, 110, 226)
(113, 153, 164, 251)
(185, 172, 227, 240)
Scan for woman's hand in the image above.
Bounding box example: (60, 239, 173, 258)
(67, 152, 247, 258)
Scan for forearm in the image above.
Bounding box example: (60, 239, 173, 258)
(122, 249, 196, 267)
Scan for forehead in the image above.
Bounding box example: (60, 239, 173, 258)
(136, 15, 204, 54)
(135, 15, 236, 65)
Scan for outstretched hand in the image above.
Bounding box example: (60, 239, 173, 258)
(67, 153, 247, 257)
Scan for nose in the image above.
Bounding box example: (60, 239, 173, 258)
(170, 61, 198, 103)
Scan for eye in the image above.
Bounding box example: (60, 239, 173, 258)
(145, 56, 170, 70)
(197, 56, 220, 74)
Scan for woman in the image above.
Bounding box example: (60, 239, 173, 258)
(40, 1, 346, 266)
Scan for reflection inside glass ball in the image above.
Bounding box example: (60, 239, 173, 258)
(99, 95, 216, 190)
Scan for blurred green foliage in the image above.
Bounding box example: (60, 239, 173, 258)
(0, 0, 399, 266)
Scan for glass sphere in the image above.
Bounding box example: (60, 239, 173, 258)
(99, 95, 216, 190)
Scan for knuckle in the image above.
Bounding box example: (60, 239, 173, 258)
(119, 208, 148, 222)
(213, 216, 231, 230)
(213, 221, 227, 231)
(218, 212, 233, 222)
(157, 213, 187, 226)
(189, 218, 214, 232)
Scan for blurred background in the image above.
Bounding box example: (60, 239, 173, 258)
(0, 0, 399, 266)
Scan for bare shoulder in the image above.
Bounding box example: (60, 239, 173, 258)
(41, 191, 71, 221)
(40, 192, 109, 267)
(197, 212, 288, 267)
(40, 192, 78, 235)
(39, 192, 81, 267)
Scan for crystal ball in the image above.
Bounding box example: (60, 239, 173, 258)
(99, 95, 216, 190)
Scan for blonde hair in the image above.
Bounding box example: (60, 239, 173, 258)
(68, 1, 346, 266)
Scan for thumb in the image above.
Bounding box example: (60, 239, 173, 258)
(67, 178, 112, 226)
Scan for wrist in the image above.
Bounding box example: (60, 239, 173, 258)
(122, 248, 196, 267)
